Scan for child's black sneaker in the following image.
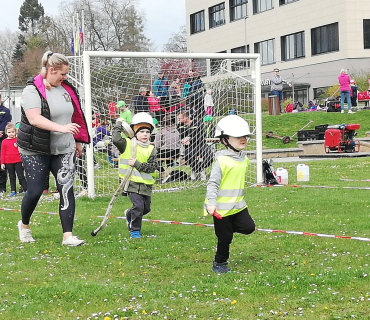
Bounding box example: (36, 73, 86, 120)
(211, 261, 231, 274)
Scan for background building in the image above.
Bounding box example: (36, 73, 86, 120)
(185, 0, 370, 104)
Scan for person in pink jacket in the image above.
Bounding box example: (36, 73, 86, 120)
(338, 69, 352, 114)
(17, 51, 90, 246)
(146, 90, 164, 124)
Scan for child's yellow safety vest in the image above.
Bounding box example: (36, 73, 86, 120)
(118, 138, 155, 185)
(204, 155, 249, 217)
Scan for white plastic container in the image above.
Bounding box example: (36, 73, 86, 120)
(297, 164, 310, 182)
(275, 167, 289, 185)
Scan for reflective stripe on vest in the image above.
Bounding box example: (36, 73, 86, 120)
(204, 155, 249, 217)
(119, 138, 155, 185)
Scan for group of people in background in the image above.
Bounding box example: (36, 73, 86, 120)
(86, 69, 216, 183)
(128, 69, 213, 124)
(270, 67, 370, 114)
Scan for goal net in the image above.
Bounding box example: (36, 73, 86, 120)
(67, 52, 262, 197)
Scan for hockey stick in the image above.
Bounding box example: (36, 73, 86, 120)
(91, 136, 137, 236)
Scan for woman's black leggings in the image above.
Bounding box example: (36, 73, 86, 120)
(21, 152, 76, 233)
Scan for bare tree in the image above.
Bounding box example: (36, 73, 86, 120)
(8, 0, 150, 85)
(57, 0, 149, 52)
(0, 30, 19, 89)
(162, 25, 187, 53)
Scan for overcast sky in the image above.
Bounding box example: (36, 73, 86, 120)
(1, 0, 186, 50)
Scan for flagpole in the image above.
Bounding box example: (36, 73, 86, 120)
(72, 15, 77, 80)
(79, 10, 84, 86)
(76, 11, 81, 86)
(82, 9, 85, 53)
(76, 11, 79, 56)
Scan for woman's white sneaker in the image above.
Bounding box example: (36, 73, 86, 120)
(62, 235, 85, 247)
(17, 220, 35, 243)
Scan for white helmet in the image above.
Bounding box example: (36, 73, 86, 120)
(130, 112, 155, 133)
(214, 115, 252, 138)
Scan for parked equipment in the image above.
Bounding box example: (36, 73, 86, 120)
(298, 123, 328, 141)
(324, 124, 360, 153)
(265, 131, 291, 144)
(262, 159, 279, 185)
(326, 97, 341, 112)
(291, 120, 315, 141)
(265, 120, 315, 144)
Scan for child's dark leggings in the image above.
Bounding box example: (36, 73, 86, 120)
(213, 207, 255, 264)
(126, 192, 151, 231)
(20, 152, 76, 233)
(5, 161, 27, 192)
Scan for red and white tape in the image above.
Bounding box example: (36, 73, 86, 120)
(340, 178, 370, 182)
(0, 207, 59, 215)
(261, 184, 370, 190)
(2, 208, 368, 242)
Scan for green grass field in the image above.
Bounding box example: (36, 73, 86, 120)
(1, 157, 370, 319)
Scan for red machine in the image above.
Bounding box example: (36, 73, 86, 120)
(324, 124, 360, 153)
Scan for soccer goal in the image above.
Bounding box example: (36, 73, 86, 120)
(67, 52, 262, 198)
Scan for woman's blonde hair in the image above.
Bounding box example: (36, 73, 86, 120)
(40, 51, 69, 90)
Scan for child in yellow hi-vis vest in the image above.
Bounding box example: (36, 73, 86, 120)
(113, 112, 158, 239)
(204, 115, 256, 274)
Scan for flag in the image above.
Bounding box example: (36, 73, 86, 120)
(79, 27, 84, 45)
(70, 31, 74, 54)
(75, 30, 79, 54)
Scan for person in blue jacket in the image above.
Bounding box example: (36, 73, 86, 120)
(0, 94, 12, 194)
(153, 71, 168, 98)
(153, 71, 169, 111)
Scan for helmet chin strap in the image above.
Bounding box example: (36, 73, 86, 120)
(221, 136, 240, 153)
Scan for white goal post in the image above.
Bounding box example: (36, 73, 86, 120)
(77, 51, 262, 198)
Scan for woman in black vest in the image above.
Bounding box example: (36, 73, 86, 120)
(17, 51, 90, 246)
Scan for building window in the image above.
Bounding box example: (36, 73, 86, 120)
(288, 89, 307, 105)
(279, 0, 299, 5)
(254, 39, 275, 65)
(364, 19, 370, 49)
(281, 31, 305, 61)
(253, 0, 273, 14)
(190, 11, 205, 34)
(230, 0, 248, 21)
(311, 22, 339, 55)
(231, 46, 247, 71)
(209, 3, 225, 29)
